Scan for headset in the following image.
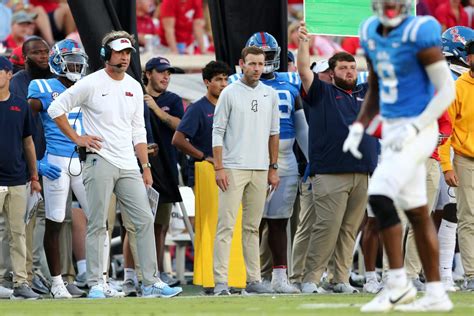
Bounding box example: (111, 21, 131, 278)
(100, 42, 112, 62)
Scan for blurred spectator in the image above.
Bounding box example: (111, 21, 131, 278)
(136, 0, 158, 47)
(288, 0, 303, 22)
(288, 21, 315, 55)
(416, 0, 432, 15)
(9, 45, 25, 73)
(464, 0, 474, 27)
(0, 3, 13, 41)
(30, 0, 76, 40)
(434, 0, 469, 31)
(312, 35, 343, 57)
(426, 0, 449, 13)
(2, 11, 36, 50)
(287, 51, 297, 72)
(341, 37, 361, 55)
(157, 0, 206, 54)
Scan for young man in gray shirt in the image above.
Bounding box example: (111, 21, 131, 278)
(212, 46, 280, 295)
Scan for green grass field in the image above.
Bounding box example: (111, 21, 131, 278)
(0, 287, 472, 316)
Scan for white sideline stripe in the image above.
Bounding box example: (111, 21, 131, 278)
(298, 303, 363, 309)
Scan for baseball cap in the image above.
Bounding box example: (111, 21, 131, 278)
(311, 59, 329, 73)
(107, 37, 136, 53)
(288, 51, 295, 63)
(9, 46, 25, 66)
(0, 56, 13, 72)
(145, 57, 176, 73)
(12, 11, 38, 24)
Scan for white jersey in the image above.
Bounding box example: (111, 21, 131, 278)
(48, 69, 146, 170)
(212, 80, 280, 170)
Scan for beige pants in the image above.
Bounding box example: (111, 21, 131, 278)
(303, 173, 368, 284)
(0, 185, 28, 286)
(289, 178, 315, 283)
(453, 154, 474, 278)
(213, 169, 267, 284)
(405, 158, 440, 278)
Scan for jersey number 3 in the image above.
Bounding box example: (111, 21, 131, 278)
(377, 61, 398, 104)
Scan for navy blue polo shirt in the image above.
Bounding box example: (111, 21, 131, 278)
(176, 96, 214, 186)
(150, 91, 184, 180)
(0, 94, 33, 186)
(306, 73, 378, 176)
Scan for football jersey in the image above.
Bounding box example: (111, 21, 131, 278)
(228, 72, 302, 175)
(28, 78, 83, 158)
(359, 15, 442, 119)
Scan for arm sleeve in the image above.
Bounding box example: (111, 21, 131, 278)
(132, 89, 147, 146)
(143, 101, 154, 143)
(270, 90, 280, 136)
(170, 95, 184, 119)
(48, 79, 88, 119)
(439, 100, 458, 172)
(177, 103, 199, 138)
(212, 90, 230, 147)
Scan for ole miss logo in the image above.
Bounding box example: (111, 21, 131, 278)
(10, 106, 21, 112)
(125, 91, 133, 97)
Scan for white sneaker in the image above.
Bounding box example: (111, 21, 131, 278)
(394, 293, 453, 312)
(51, 283, 72, 299)
(442, 276, 459, 292)
(271, 277, 300, 294)
(333, 283, 359, 293)
(103, 282, 125, 298)
(0, 285, 13, 299)
(301, 282, 326, 294)
(363, 279, 382, 294)
(361, 281, 416, 313)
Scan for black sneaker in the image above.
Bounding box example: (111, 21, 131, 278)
(160, 272, 180, 287)
(11, 283, 41, 300)
(31, 274, 50, 294)
(122, 279, 138, 297)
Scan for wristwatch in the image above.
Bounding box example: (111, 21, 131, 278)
(269, 163, 278, 170)
(141, 162, 151, 169)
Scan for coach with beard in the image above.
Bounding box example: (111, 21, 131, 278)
(295, 22, 378, 293)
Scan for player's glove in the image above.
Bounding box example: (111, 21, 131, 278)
(343, 122, 364, 159)
(37, 157, 61, 180)
(382, 123, 419, 152)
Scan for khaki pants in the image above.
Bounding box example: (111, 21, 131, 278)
(213, 169, 267, 284)
(303, 173, 368, 284)
(453, 154, 474, 278)
(83, 155, 158, 286)
(290, 178, 315, 283)
(31, 201, 50, 279)
(0, 185, 28, 286)
(405, 158, 440, 278)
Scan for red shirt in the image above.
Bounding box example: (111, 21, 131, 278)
(434, 3, 469, 29)
(3, 34, 21, 50)
(158, 0, 203, 47)
(341, 37, 360, 55)
(425, 0, 448, 15)
(431, 111, 452, 161)
(30, 0, 59, 13)
(137, 14, 157, 37)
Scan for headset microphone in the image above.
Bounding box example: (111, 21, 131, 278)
(107, 62, 123, 68)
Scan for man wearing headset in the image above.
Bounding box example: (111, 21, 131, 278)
(47, 30, 182, 299)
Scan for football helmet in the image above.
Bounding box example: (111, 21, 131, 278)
(372, 0, 411, 28)
(49, 39, 88, 82)
(442, 26, 474, 66)
(246, 32, 281, 74)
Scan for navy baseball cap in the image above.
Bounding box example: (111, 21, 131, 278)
(288, 51, 295, 63)
(0, 56, 13, 72)
(145, 57, 176, 73)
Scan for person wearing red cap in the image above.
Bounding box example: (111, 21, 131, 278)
(9, 46, 25, 73)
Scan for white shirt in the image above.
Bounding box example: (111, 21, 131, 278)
(212, 80, 279, 170)
(48, 69, 146, 170)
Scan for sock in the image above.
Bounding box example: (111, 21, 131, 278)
(426, 281, 445, 297)
(272, 266, 287, 280)
(387, 268, 407, 288)
(365, 271, 377, 281)
(454, 253, 465, 275)
(77, 259, 86, 276)
(438, 219, 457, 278)
(124, 268, 137, 283)
(51, 275, 63, 286)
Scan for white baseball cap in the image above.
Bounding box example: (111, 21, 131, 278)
(311, 59, 329, 73)
(108, 38, 136, 52)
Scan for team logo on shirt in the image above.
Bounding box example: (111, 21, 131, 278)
(125, 91, 134, 97)
(51, 92, 60, 100)
(9, 106, 21, 112)
(251, 100, 258, 112)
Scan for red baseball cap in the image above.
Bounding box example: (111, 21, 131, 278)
(9, 46, 25, 67)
